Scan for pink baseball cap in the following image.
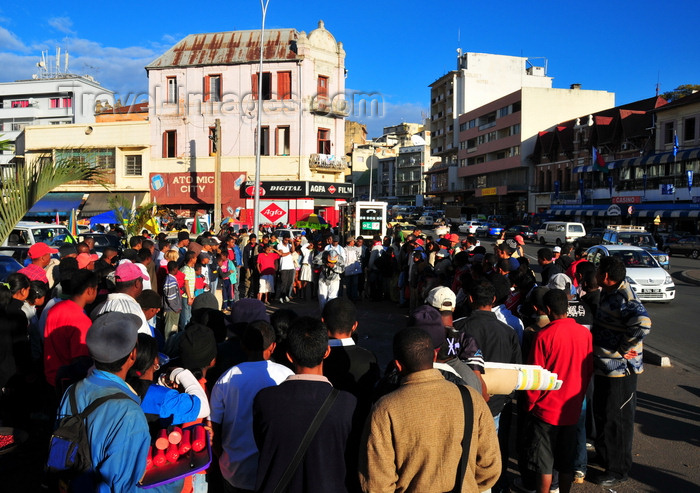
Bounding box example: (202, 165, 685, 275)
(28, 242, 58, 259)
(76, 252, 99, 269)
(514, 235, 525, 245)
(115, 262, 149, 282)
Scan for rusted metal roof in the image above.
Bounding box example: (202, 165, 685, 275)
(146, 29, 300, 70)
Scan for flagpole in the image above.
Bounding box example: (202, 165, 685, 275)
(253, 0, 271, 238)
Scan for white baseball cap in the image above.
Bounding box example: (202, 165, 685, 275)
(426, 286, 457, 312)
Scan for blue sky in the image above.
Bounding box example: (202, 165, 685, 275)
(1, 0, 699, 138)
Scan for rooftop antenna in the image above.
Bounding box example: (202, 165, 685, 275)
(56, 47, 61, 74)
(65, 51, 69, 74)
(656, 71, 660, 97)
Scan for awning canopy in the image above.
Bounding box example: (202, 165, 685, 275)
(26, 192, 87, 218)
(547, 207, 700, 219)
(81, 192, 147, 217)
(606, 147, 700, 170)
(89, 210, 120, 225)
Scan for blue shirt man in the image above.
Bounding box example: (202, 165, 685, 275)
(55, 313, 150, 492)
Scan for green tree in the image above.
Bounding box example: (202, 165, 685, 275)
(0, 144, 104, 245)
(661, 84, 700, 102)
(107, 194, 158, 238)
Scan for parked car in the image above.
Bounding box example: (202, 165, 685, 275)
(458, 221, 483, 234)
(585, 245, 675, 302)
(536, 221, 586, 246)
(664, 235, 700, 259)
(503, 225, 536, 242)
(601, 225, 669, 270)
(0, 255, 23, 282)
(81, 232, 123, 255)
(416, 215, 436, 227)
(573, 228, 605, 249)
(2, 221, 76, 248)
(273, 228, 304, 240)
(476, 223, 504, 238)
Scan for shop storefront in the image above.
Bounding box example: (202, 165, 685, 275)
(240, 181, 354, 227)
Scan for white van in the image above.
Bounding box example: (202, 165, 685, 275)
(537, 222, 586, 246)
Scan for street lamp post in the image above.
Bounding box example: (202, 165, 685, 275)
(253, 0, 270, 237)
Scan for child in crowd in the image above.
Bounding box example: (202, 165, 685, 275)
(194, 262, 208, 297)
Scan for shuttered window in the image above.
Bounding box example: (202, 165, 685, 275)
(277, 71, 292, 100)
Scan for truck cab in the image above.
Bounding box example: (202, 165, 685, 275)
(602, 225, 670, 270)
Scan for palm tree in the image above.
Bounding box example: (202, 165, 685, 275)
(0, 141, 104, 245)
(107, 194, 159, 238)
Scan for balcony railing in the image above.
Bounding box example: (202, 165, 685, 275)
(309, 154, 346, 173)
(309, 98, 350, 117)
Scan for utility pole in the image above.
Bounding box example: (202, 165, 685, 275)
(214, 118, 222, 232)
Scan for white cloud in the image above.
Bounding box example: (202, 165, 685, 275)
(0, 26, 27, 52)
(48, 17, 75, 35)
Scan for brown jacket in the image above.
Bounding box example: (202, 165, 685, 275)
(359, 369, 500, 493)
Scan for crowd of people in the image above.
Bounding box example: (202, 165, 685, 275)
(0, 222, 651, 493)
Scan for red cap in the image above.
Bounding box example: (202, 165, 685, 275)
(28, 242, 58, 259)
(449, 233, 460, 243)
(76, 252, 99, 269)
(415, 238, 425, 246)
(514, 235, 525, 245)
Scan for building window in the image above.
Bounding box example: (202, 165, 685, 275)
(684, 117, 696, 141)
(163, 130, 177, 158)
(125, 155, 142, 176)
(317, 76, 329, 100)
(317, 128, 331, 154)
(252, 72, 272, 100)
(50, 98, 60, 108)
(276, 126, 290, 155)
(55, 148, 115, 169)
(11, 100, 29, 108)
(167, 77, 177, 104)
(259, 126, 270, 156)
(277, 71, 292, 100)
(664, 122, 674, 144)
(204, 74, 222, 102)
(62, 97, 72, 108)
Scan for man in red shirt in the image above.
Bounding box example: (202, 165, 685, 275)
(43, 269, 98, 390)
(524, 289, 593, 493)
(19, 242, 57, 284)
(256, 243, 279, 305)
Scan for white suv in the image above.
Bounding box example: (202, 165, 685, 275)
(458, 221, 482, 234)
(3, 221, 76, 247)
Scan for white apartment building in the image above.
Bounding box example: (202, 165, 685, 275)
(0, 75, 114, 167)
(430, 51, 552, 164)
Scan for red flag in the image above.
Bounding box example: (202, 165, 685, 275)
(592, 147, 608, 173)
(55, 211, 60, 224)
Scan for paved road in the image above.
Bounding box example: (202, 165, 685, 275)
(512, 238, 700, 372)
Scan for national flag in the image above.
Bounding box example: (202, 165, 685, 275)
(68, 208, 78, 237)
(55, 211, 60, 224)
(191, 211, 203, 235)
(673, 131, 679, 158)
(592, 147, 608, 173)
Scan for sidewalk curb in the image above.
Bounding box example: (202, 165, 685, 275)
(644, 346, 672, 367)
(677, 270, 700, 286)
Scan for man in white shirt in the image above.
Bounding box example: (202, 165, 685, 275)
(343, 236, 363, 301)
(210, 321, 293, 492)
(90, 262, 151, 335)
(275, 236, 295, 303)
